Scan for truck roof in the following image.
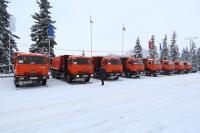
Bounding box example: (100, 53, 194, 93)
(69, 55, 91, 59)
(16, 53, 47, 57)
(121, 57, 143, 59)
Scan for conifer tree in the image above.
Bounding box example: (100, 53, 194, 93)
(30, 0, 56, 58)
(170, 31, 179, 61)
(190, 42, 197, 68)
(197, 48, 200, 68)
(148, 35, 158, 59)
(160, 34, 169, 60)
(133, 37, 143, 58)
(181, 47, 190, 61)
(0, 0, 18, 73)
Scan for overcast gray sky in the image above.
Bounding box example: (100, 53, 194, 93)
(8, 0, 200, 56)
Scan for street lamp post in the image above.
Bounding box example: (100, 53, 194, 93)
(90, 16, 94, 57)
(122, 24, 126, 57)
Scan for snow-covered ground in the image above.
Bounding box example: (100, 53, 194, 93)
(0, 73, 200, 133)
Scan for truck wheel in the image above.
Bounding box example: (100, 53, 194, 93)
(125, 71, 131, 78)
(14, 77, 20, 87)
(67, 75, 72, 83)
(51, 70, 55, 78)
(15, 81, 19, 87)
(135, 75, 140, 78)
(42, 79, 47, 85)
(55, 71, 60, 79)
(114, 76, 119, 80)
(153, 73, 157, 77)
(85, 77, 90, 82)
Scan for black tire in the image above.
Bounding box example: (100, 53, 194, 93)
(153, 73, 157, 77)
(15, 82, 19, 87)
(42, 79, 47, 85)
(114, 76, 119, 80)
(51, 70, 55, 78)
(67, 74, 72, 83)
(135, 75, 140, 78)
(84, 77, 90, 82)
(14, 77, 20, 87)
(55, 71, 60, 79)
(125, 71, 131, 78)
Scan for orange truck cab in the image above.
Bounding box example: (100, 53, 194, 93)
(174, 60, 185, 74)
(121, 57, 144, 78)
(160, 60, 175, 75)
(183, 61, 192, 73)
(51, 55, 93, 83)
(143, 59, 158, 76)
(92, 56, 123, 80)
(14, 53, 49, 87)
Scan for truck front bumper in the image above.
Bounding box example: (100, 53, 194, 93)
(15, 75, 49, 81)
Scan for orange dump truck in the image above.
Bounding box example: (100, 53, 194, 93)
(143, 59, 159, 76)
(14, 53, 49, 87)
(51, 55, 93, 83)
(92, 56, 123, 80)
(160, 60, 175, 75)
(121, 57, 144, 78)
(174, 60, 185, 74)
(183, 61, 192, 73)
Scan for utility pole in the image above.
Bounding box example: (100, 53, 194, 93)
(122, 24, 126, 57)
(90, 15, 94, 57)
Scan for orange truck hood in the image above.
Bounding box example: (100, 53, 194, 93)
(127, 64, 144, 71)
(147, 64, 158, 71)
(68, 64, 94, 75)
(105, 64, 123, 73)
(15, 64, 48, 76)
(162, 65, 175, 70)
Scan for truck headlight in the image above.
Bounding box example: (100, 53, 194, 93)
(76, 75, 80, 78)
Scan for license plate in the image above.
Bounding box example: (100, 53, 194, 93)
(83, 75, 88, 78)
(30, 77, 38, 80)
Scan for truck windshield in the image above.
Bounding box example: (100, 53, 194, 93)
(18, 56, 47, 64)
(156, 60, 161, 64)
(108, 59, 121, 65)
(133, 60, 143, 64)
(73, 58, 91, 64)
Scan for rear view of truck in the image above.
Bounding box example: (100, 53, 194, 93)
(92, 56, 123, 80)
(14, 53, 49, 87)
(51, 55, 93, 83)
(121, 57, 144, 78)
(143, 59, 158, 76)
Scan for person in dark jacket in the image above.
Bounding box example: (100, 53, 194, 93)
(99, 67, 105, 85)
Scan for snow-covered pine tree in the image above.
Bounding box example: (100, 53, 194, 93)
(30, 0, 56, 58)
(160, 34, 169, 60)
(170, 31, 179, 61)
(197, 48, 200, 68)
(133, 37, 143, 58)
(82, 50, 85, 56)
(148, 35, 158, 59)
(0, 0, 18, 73)
(190, 42, 197, 68)
(181, 47, 190, 61)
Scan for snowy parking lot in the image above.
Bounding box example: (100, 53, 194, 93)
(0, 73, 200, 133)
